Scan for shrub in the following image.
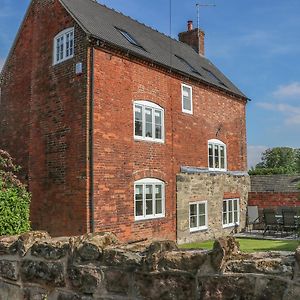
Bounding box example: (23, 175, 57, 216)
(0, 150, 31, 235)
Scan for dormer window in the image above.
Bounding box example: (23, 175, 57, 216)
(53, 28, 74, 65)
(208, 139, 227, 171)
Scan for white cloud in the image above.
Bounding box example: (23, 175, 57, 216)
(257, 102, 300, 125)
(273, 82, 300, 99)
(247, 145, 268, 169)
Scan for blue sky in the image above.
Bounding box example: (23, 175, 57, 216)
(1, 0, 300, 168)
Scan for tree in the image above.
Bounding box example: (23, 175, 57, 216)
(249, 147, 300, 175)
(0, 150, 31, 235)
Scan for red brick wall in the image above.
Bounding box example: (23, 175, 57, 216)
(1, 0, 247, 241)
(248, 192, 300, 209)
(0, 0, 89, 236)
(92, 49, 247, 242)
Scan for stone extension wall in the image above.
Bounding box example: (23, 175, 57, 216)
(177, 172, 250, 244)
(1, 231, 300, 299)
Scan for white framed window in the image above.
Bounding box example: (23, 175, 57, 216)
(223, 198, 239, 228)
(189, 201, 208, 232)
(208, 139, 227, 171)
(134, 100, 164, 143)
(53, 27, 74, 65)
(181, 83, 193, 114)
(134, 178, 165, 221)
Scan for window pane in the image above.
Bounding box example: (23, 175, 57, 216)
(155, 185, 162, 214)
(228, 200, 233, 212)
(234, 212, 238, 223)
(190, 216, 197, 228)
(190, 204, 197, 216)
(214, 145, 219, 168)
(145, 108, 153, 138)
(135, 105, 143, 137)
(135, 185, 143, 217)
(156, 200, 162, 214)
(228, 211, 233, 223)
(145, 185, 153, 215)
(234, 200, 238, 211)
(69, 31, 74, 56)
(155, 125, 162, 139)
(199, 215, 206, 227)
(223, 213, 227, 224)
(135, 201, 143, 216)
(155, 110, 162, 139)
(220, 146, 225, 168)
(199, 203, 205, 215)
(135, 185, 143, 200)
(183, 97, 191, 111)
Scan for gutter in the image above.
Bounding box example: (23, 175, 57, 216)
(89, 47, 95, 233)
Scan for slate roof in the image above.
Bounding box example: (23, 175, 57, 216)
(60, 0, 247, 99)
(250, 175, 300, 193)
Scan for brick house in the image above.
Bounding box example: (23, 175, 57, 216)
(0, 0, 250, 243)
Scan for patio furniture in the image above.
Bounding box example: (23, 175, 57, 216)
(282, 209, 299, 237)
(263, 209, 281, 236)
(246, 206, 262, 233)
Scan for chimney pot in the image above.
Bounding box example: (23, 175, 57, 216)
(187, 20, 193, 31)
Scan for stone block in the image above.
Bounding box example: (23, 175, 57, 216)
(21, 260, 65, 287)
(0, 260, 18, 281)
(134, 272, 196, 300)
(68, 265, 103, 294)
(31, 238, 70, 260)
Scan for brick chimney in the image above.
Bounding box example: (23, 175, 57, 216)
(178, 21, 205, 56)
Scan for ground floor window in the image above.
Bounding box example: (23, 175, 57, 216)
(223, 198, 239, 228)
(189, 201, 208, 232)
(134, 178, 165, 221)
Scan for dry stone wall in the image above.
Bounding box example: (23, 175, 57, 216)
(0, 231, 300, 299)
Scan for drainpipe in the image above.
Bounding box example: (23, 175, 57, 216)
(89, 46, 95, 233)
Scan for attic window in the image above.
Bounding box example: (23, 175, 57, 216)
(53, 27, 74, 65)
(116, 28, 144, 49)
(202, 68, 227, 87)
(175, 55, 201, 76)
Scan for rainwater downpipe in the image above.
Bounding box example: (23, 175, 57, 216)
(89, 46, 95, 233)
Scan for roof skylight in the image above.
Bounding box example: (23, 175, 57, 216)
(175, 55, 202, 76)
(202, 68, 227, 87)
(116, 28, 144, 49)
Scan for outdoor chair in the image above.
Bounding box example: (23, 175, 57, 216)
(246, 206, 263, 233)
(263, 209, 281, 236)
(282, 210, 298, 237)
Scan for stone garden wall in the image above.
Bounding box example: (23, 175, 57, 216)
(0, 231, 300, 299)
(177, 171, 250, 244)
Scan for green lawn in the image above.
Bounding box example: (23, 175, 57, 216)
(180, 238, 300, 253)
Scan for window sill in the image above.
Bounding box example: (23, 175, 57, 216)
(223, 223, 239, 229)
(208, 168, 227, 172)
(134, 136, 165, 144)
(190, 226, 208, 233)
(135, 215, 165, 222)
(182, 109, 193, 115)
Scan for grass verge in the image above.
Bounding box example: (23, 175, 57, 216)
(180, 238, 300, 253)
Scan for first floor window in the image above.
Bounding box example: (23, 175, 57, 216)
(134, 178, 165, 221)
(189, 201, 208, 232)
(134, 101, 164, 142)
(208, 139, 227, 171)
(181, 83, 193, 114)
(53, 27, 74, 65)
(223, 198, 239, 228)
